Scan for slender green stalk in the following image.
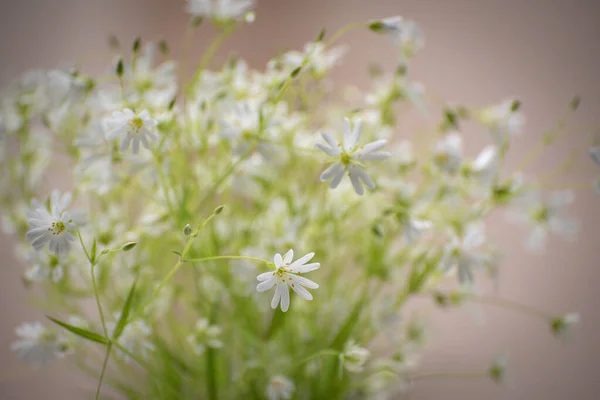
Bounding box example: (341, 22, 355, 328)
(131, 211, 220, 322)
(410, 371, 487, 382)
(95, 343, 113, 400)
(324, 22, 367, 48)
(186, 255, 272, 266)
(91, 264, 109, 338)
(468, 294, 552, 321)
(186, 27, 233, 96)
(76, 228, 108, 337)
(295, 349, 340, 367)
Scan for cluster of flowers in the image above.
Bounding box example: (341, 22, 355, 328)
(0, 0, 592, 399)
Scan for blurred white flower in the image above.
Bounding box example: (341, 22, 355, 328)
(509, 190, 578, 251)
(341, 340, 370, 373)
(11, 322, 70, 367)
(433, 132, 463, 173)
(371, 17, 424, 59)
(104, 108, 158, 154)
(111, 318, 155, 362)
(283, 42, 345, 76)
(186, 318, 223, 355)
(470, 146, 499, 185)
(441, 223, 490, 285)
(317, 117, 390, 195)
(186, 0, 253, 20)
(266, 375, 295, 400)
(256, 250, 320, 312)
(480, 99, 524, 147)
(26, 206, 75, 256)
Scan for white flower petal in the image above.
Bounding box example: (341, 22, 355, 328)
(280, 283, 290, 312)
(291, 275, 319, 289)
(320, 162, 344, 182)
(349, 172, 364, 195)
(359, 151, 391, 161)
(288, 252, 314, 268)
(316, 143, 341, 157)
(274, 253, 283, 268)
(290, 283, 313, 300)
(290, 262, 320, 273)
(257, 276, 277, 292)
(257, 271, 275, 281)
(283, 249, 294, 264)
(329, 168, 345, 189)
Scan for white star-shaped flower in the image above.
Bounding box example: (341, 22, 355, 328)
(186, 0, 253, 20)
(256, 250, 320, 312)
(26, 206, 75, 256)
(317, 118, 391, 195)
(104, 108, 158, 154)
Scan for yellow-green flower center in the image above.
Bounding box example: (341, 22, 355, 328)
(50, 221, 66, 235)
(129, 117, 144, 132)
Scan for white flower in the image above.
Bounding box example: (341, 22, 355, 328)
(219, 101, 279, 159)
(480, 99, 524, 147)
(283, 42, 346, 76)
(509, 190, 578, 251)
(373, 17, 424, 58)
(104, 108, 158, 154)
(470, 146, 499, 185)
(589, 146, 600, 167)
(11, 322, 70, 367)
(402, 218, 432, 243)
(26, 206, 75, 256)
(186, 318, 223, 355)
(317, 118, 390, 195)
(441, 223, 490, 285)
(186, 0, 253, 20)
(110, 318, 155, 362)
(256, 250, 320, 312)
(266, 375, 295, 400)
(433, 132, 463, 173)
(341, 340, 370, 373)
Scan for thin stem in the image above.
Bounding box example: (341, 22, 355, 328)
(131, 212, 219, 321)
(186, 27, 233, 96)
(76, 227, 91, 263)
(77, 228, 108, 337)
(91, 264, 109, 338)
(324, 22, 367, 48)
(468, 294, 552, 321)
(295, 349, 340, 367)
(95, 343, 112, 400)
(410, 371, 487, 382)
(186, 255, 271, 266)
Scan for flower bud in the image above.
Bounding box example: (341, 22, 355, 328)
(121, 242, 137, 251)
(184, 224, 192, 236)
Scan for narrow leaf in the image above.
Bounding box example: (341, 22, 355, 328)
(91, 237, 97, 263)
(47, 316, 109, 345)
(112, 277, 138, 340)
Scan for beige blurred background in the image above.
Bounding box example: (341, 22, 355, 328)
(1, 0, 599, 399)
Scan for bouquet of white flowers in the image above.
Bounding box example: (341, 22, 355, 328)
(0, 1, 593, 399)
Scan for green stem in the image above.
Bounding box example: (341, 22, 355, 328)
(186, 255, 272, 266)
(95, 343, 112, 400)
(324, 22, 367, 48)
(468, 294, 552, 321)
(91, 264, 109, 338)
(295, 349, 340, 367)
(77, 228, 108, 337)
(186, 27, 233, 96)
(131, 211, 219, 321)
(410, 371, 487, 382)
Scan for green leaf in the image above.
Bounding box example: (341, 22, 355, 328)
(132, 37, 141, 53)
(122, 241, 137, 251)
(368, 21, 385, 33)
(330, 289, 368, 350)
(316, 28, 326, 42)
(116, 59, 124, 77)
(290, 66, 302, 78)
(112, 277, 138, 340)
(47, 316, 109, 345)
(90, 237, 97, 263)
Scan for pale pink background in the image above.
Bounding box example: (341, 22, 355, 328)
(1, 0, 599, 399)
